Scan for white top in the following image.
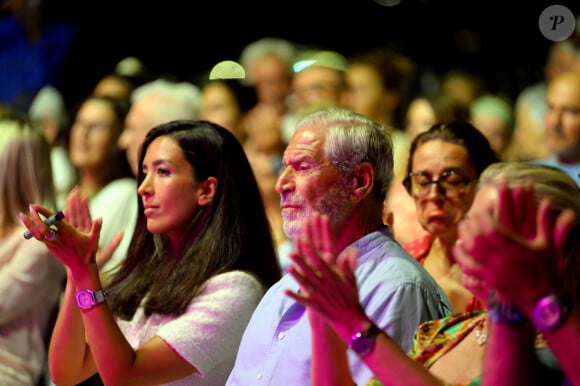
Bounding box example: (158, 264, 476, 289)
(51, 145, 77, 210)
(0, 230, 65, 386)
(116, 270, 265, 386)
(88, 177, 138, 275)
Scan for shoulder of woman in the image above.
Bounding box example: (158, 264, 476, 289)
(204, 270, 264, 292)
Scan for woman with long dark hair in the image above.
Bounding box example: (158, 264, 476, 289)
(21, 119, 282, 385)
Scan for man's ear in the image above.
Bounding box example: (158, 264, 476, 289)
(384, 210, 394, 229)
(351, 162, 374, 201)
(198, 177, 218, 206)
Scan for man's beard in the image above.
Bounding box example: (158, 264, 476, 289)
(282, 180, 352, 239)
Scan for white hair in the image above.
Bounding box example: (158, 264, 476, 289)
(239, 37, 297, 75)
(131, 78, 202, 121)
(28, 85, 66, 126)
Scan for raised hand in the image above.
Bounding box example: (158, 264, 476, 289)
(284, 212, 367, 339)
(64, 188, 124, 271)
(453, 181, 575, 310)
(20, 204, 102, 278)
(64, 187, 93, 233)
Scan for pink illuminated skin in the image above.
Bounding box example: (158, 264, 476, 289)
(137, 135, 215, 247)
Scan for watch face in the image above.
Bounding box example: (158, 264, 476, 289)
(533, 294, 571, 332)
(77, 291, 94, 308)
(537, 300, 562, 326)
(351, 335, 372, 355)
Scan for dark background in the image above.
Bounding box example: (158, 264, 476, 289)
(24, 0, 580, 107)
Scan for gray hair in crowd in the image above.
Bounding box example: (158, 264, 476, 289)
(131, 78, 202, 121)
(239, 37, 297, 81)
(295, 106, 394, 206)
(28, 85, 67, 127)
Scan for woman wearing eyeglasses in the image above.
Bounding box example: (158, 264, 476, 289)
(400, 121, 499, 312)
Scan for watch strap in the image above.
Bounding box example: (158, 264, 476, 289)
(93, 289, 107, 304)
(488, 290, 530, 326)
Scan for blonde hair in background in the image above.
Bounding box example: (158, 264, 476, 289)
(0, 117, 55, 233)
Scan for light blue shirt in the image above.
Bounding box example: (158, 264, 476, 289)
(530, 156, 580, 187)
(226, 226, 451, 386)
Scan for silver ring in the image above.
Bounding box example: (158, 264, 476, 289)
(44, 229, 57, 241)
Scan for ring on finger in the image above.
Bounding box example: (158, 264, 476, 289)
(44, 229, 57, 241)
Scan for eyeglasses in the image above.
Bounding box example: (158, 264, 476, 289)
(403, 170, 477, 199)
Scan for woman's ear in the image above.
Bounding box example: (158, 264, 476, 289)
(351, 162, 374, 201)
(197, 177, 218, 206)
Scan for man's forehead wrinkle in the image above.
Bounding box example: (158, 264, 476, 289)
(287, 130, 327, 161)
(294, 126, 327, 148)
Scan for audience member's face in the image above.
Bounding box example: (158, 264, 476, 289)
(119, 96, 159, 176)
(409, 139, 478, 237)
(292, 67, 344, 110)
(93, 75, 132, 100)
(247, 151, 279, 201)
(544, 73, 580, 159)
(248, 53, 292, 109)
(405, 97, 436, 140)
(69, 99, 120, 170)
(342, 63, 388, 123)
(137, 135, 204, 242)
(40, 118, 60, 147)
(440, 75, 478, 108)
(471, 115, 511, 155)
(200, 81, 243, 138)
(244, 111, 284, 154)
(276, 125, 351, 238)
(545, 44, 580, 81)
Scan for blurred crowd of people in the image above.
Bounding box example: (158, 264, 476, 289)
(2, 0, 580, 384)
